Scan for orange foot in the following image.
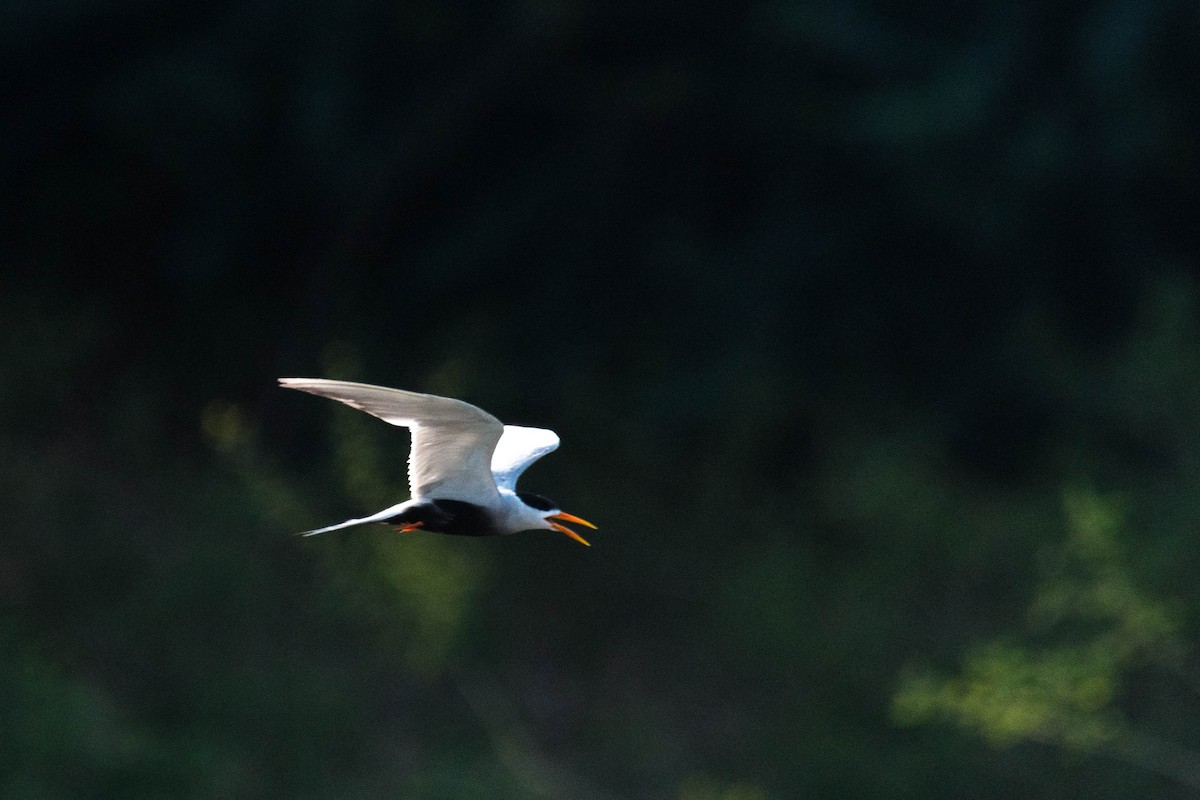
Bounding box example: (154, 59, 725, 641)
(395, 521, 424, 533)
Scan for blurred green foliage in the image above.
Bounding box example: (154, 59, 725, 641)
(894, 490, 1194, 776)
(3, 0, 1200, 797)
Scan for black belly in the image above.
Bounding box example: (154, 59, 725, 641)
(381, 499, 502, 537)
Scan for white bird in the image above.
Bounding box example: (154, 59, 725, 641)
(279, 378, 597, 545)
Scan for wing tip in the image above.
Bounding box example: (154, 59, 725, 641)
(278, 377, 354, 396)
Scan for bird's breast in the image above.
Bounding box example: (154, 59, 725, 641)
(383, 498, 502, 537)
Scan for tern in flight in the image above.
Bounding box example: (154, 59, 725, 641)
(279, 378, 597, 545)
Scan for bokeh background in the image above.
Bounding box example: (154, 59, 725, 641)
(5, 1, 1200, 797)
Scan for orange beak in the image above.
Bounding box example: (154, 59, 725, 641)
(547, 511, 597, 547)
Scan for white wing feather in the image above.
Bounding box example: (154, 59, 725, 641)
(279, 378, 503, 505)
(490, 425, 560, 490)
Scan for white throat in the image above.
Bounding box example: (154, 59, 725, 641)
(495, 488, 554, 535)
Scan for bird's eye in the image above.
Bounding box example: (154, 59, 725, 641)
(516, 492, 555, 511)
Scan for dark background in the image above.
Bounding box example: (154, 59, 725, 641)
(5, 1, 1200, 797)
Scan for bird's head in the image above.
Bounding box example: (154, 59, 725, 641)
(517, 491, 597, 546)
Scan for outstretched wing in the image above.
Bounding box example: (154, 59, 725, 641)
(490, 425, 560, 491)
(279, 378, 503, 505)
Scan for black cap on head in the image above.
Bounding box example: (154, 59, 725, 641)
(516, 491, 555, 512)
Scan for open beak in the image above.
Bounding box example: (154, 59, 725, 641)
(548, 511, 597, 547)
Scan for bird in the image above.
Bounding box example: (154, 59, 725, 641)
(279, 378, 597, 546)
